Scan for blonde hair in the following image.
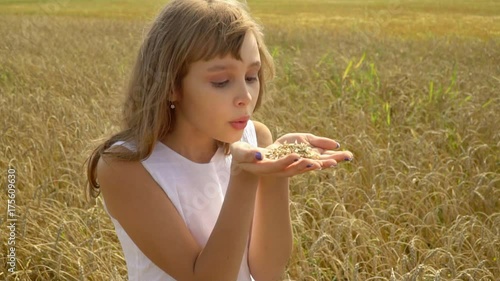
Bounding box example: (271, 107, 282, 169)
(85, 0, 275, 199)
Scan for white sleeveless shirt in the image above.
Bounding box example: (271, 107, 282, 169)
(103, 121, 258, 281)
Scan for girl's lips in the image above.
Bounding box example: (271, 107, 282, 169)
(229, 120, 248, 130)
(230, 115, 250, 123)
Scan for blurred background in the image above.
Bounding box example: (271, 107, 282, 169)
(1, 0, 499, 280)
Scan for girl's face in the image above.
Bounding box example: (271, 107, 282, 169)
(174, 31, 261, 144)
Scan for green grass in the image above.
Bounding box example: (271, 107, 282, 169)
(1, 0, 499, 280)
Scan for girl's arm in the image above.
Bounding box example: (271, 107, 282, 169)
(248, 121, 294, 281)
(97, 146, 260, 281)
(246, 124, 353, 280)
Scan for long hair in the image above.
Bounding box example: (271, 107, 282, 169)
(85, 0, 275, 200)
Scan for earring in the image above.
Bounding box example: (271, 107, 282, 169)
(170, 103, 175, 109)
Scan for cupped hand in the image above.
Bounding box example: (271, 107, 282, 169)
(274, 133, 353, 165)
(230, 133, 353, 178)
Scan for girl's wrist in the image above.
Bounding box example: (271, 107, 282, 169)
(259, 175, 289, 186)
(231, 164, 259, 181)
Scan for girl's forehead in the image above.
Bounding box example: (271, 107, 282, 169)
(187, 55, 261, 76)
(191, 32, 261, 72)
(202, 57, 261, 71)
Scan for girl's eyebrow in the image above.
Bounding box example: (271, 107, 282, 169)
(206, 60, 261, 72)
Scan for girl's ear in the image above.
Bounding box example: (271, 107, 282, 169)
(170, 86, 181, 102)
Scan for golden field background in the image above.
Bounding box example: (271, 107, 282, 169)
(1, 0, 499, 280)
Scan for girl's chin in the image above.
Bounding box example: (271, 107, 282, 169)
(217, 132, 244, 144)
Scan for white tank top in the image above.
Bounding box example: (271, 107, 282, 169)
(103, 120, 258, 281)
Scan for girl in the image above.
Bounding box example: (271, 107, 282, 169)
(86, 0, 353, 280)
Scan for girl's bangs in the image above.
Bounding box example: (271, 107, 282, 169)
(189, 27, 248, 63)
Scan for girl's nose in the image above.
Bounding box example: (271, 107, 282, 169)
(234, 83, 252, 107)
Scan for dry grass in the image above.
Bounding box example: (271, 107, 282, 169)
(1, 0, 499, 280)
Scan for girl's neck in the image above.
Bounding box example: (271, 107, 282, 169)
(161, 129, 218, 164)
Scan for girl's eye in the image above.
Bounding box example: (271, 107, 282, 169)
(246, 76, 258, 83)
(211, 80, 229, 88)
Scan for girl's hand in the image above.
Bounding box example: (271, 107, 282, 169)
(273, 133, 353, 166)
(230, 133, 353, 178)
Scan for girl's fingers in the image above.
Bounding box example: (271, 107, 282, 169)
(306, 134, 341, 150)
(319, 159, 338, 169)
(234, 147, 352, 177)
(237, 153, 301, 175)
(239, 157, 338, 178)
(318, 150, 354, 162)
(284, 158, 327, 175)
(230, 142, 269, 164)
(268, 153, 302, 168)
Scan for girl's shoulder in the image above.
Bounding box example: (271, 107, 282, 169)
(252, 121, 273, 148)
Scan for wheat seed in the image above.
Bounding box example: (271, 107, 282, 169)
(265, 141, 320, 160)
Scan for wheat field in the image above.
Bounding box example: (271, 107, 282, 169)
(0, 0, 499, 280)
